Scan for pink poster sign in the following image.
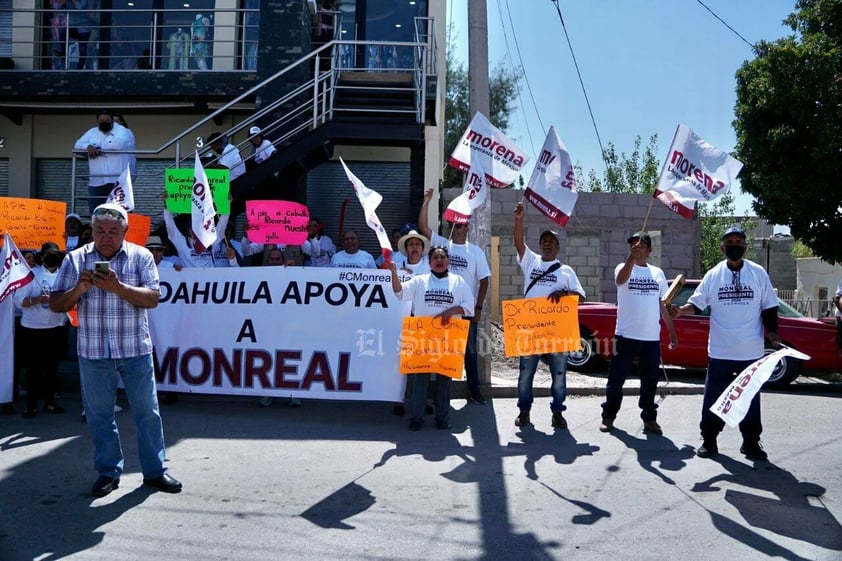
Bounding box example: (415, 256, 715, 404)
(245, 200, 310, 245)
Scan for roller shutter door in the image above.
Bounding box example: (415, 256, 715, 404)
(306, 161, 412, 256)
(0, 158, 8, 196)
(36, 158, 172, 222)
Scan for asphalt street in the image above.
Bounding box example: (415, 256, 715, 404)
(1, 383, 840, 561)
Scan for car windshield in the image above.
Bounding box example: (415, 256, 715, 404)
(777, 299, 804, 318)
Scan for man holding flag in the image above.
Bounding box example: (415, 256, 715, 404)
(418, 188, 490, 405)
(670, 226, 779, 461)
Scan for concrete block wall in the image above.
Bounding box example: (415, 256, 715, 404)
(439, 188, 701, 313)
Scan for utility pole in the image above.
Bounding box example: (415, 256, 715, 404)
(468, 0, 492, 386)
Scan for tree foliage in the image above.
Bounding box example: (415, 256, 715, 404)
(734, 0, 842, 264)
(575, 134, 660, 193)
(443, 43, 521, 189)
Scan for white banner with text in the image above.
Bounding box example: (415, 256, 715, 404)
(150, 267, 407, 402)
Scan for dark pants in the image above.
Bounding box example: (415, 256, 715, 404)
(88, 183, 114, 215)
(701, 358, 762, 443)
(21, 325, 67, 407)
(464, 320, 480, 394)
(602, 336, 661, 422)
(409, 373, 450, 426)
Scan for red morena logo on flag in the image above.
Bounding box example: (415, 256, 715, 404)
(669, 150, 727, 194)
(466, 129, 526, 168)
(538, 150, 556, 166)
(193, 181, 207, 200)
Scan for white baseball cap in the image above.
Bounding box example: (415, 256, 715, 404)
(249, 126, 262, 135)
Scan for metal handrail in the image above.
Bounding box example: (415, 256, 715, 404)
(6, 7, 259, 71)
(69, 35, 436, 212)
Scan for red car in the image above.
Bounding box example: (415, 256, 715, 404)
(569, 279, 842, 387)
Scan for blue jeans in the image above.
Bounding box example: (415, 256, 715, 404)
(464, 321, 480, 394)
(701, 358, 762, 443)
(602, 336, 661, 422)
(409, 373, 451, 425)
(517, 353, 567, 413)
(79, 354, 168, 479)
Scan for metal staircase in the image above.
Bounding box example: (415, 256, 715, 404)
(70, 17, 439, 217)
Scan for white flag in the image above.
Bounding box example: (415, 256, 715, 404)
(106, 163, 135, 212)
(444, 165, 487, 224)
(654, 124, 743, 218)
(339, 158, 392, 264)
(524, 126, 578, 227)
(0, 233, 35, 303)
(448, 112, 529, 188)
(191, 153, 218, 252)
(710, 347, 811, 427)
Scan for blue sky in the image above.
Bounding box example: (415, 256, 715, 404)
(447, 0, 797, 216)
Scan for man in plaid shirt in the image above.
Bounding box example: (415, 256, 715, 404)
(51, 203, 182, 497)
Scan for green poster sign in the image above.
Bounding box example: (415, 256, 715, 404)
(164, 168, 231, 214)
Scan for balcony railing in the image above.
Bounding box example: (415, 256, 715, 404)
(3, 7, 259, 71)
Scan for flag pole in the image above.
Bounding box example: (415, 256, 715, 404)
(642, 124, 680, 233)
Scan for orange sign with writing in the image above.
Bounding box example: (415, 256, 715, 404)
(399, 316, 470, 378)
(126, 213, 152, 247)
(0, 197, 66, 251)
(502, 295, 581, 357)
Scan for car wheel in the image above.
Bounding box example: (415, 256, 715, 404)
(762, 344, 803, 388)
(567, 331, 600, 371)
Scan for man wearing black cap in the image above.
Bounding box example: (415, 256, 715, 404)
(599, 232, 677, 435)
(670, 225, 780, 461)
(512, 202, 585, 429)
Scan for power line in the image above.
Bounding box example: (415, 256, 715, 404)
(549, 0, 607, 165)
(503, 0, 546, 139)
(696, 0, 754, 49)
(493, 0, 538, 157)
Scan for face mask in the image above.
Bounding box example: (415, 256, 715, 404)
(98, 122, 113, 132)
(724, 245, 745, 261)
(43, 254, 62, 268)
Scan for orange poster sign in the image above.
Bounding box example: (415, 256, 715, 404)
(0, 197, 66, 251)
(502, 295, 581, 357)
(399, 316, 470, 379)
(126, 214, 152, 247)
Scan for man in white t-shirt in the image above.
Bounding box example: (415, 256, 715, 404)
(418, 189, 490, 404)
(512, 202, 585, 429)
(248, 126, 277, 164)
(330, 230, 377, 269)
(671, 226, 780, 461)
(599, 232, 677, 435)
(207, 132, 246, 181)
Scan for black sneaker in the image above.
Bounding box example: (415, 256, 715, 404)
(696, 440, 718, 458)
(44, 402, 65, 414)
(435, 420, 451, 430)
(468, 392, 487, 405)
(740, 441, 768, 461)
(514, 412, 530, 427)
(551, 412, 567, 429)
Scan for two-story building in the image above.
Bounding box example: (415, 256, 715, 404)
(0, 0, 446, 250)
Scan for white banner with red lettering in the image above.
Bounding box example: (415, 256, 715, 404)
(149, 267, 407, 401)
(710, 347, 811, 426)
(191, 153, 218, 251)
(106, 164, 135, 212)
(448, 112, 529, 188)
(524, 126, 578, 227)
(443, 165, 487, 224)
(654, 124, 743, 218)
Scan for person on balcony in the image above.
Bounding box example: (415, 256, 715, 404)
(190, 13, 211, 70)
(69, 0, 93, 70)
(248, 126, 277, 165)
(74, 110, 133, 214)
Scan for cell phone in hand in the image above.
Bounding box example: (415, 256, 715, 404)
(94, 261, 110, 273)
